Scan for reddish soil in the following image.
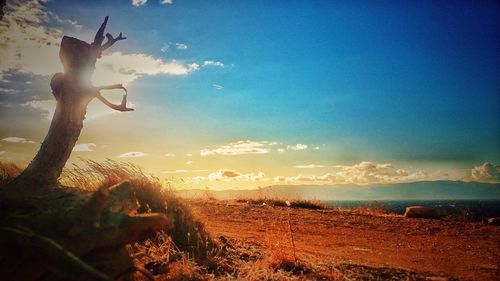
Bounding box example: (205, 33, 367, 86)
(188, 199, 500, 281)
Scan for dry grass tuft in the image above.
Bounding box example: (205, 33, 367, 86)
(163, 189, 220, 263)
(236, 197, 328, 210)
(162, 257, 208, 281)
(0, 161, 22, 186)
(264, 245, 310, 276)
(130, 231, 211, 281)
(63, 159, 223, 278)
(62, 159, 159, 190)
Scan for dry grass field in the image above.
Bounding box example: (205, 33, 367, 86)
(1, 160, 499, 280)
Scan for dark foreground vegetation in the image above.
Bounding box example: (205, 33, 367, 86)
(2, 160, 499, 280)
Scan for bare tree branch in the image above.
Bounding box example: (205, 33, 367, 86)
(93, 16, 109, 47)
(100, 32, 127, 52)
(95, 84, 134, 112)
(91, 16, 126, 54)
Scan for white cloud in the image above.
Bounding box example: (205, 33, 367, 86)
(287, 144, 308, 151)
(46, 11, 82, 30)
(0, 1, 63, 76)
(2, 137, 35, 144)
(336, 161, 407, 184)
(208, 169, 267, 182)
(314, 146, 320, 150)
(274, 173, 340, 184)
(162, 169, 208, 174)
(175, 43, 187, 50)
(273, 161, 447, 185)
(0, 1, 197, 88)
(187, 63, 200, 71)
(186, 153, 193, 157)
(93, 52, 198, 86)
(295, 164, 324, 169)
(212, 84, 224, 90)
(186, 161, 193, 165)
(315, 173, 339, 181)
(0, 88, 17, 94)
(132, 0, 147, 7)
(119, 151, 146, 158)
(277, 148, 285, 153)
(162, 169, 187, 174)
(161, 0, 173, 4)
(72, 143, 96, 152)
(200, 140, 276, 156)
(470, 162, 500, 183)
(203, 60, 224, 67)
(164, 153, 176, 157)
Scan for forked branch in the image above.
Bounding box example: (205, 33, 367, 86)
(101, 32, 127, 51)
(92, 16, 126, 53)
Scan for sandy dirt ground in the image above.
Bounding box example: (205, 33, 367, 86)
(188, 199, 500, 281)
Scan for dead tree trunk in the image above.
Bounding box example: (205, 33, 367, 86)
(12, 16, 132, 188)
(0, 17, 169, 281)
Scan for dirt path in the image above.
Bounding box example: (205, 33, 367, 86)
(188, 200, 500, 281)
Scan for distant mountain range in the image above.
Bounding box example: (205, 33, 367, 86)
(176, 181, 500, 201)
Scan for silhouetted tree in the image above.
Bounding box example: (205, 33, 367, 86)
(0, 17, 170, 281)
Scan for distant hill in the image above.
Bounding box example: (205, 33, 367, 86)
(176, 181, 500, 200)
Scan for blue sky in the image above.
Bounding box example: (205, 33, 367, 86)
(0, 0, 499, 188)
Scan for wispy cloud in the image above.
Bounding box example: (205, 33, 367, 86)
(162, 169, 187, 174)
(186, 161, 193, 165)
(203, 60, 224, 67)
(73, 143, 96, 152)
(160, 44, 169, 53)
(187, 63, 199, 71)
(295, 164, 324, 169)
(161, 0, 173, 4)
(1, 137, 35, 144)
(94, 52, 198, 86)
(0, 88, 17, 94)
(119, 151, 146, 158)
(333, 161, 446, 185)
(287, 144, 308, 151)
(208, 169, 267, 182)
(200, 140, 276, 156)
(132, 0, 147, 7)
(175, 43, 187, 50)
(162, 169, 208, 174)
(0, 1, 63, 77)
(0, 1, 197, 87)
(212, 84, 223, 90)
(164, 153, 176, 157)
